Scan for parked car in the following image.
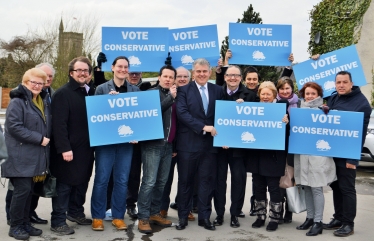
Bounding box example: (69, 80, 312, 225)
(361, 108, 374, 162)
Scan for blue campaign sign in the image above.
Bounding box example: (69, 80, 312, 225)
(86, 90, 164, 146)
(289, 108, 363, 159)
(214, 101, 287, 150)
(293, 45, 367, 97)
(101, 27, 169, 72)
(228, 23, 291, 66)
(169, 25, 220, 69)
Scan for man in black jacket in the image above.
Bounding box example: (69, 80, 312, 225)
(137, 65, 177, 234)
(323, 71, 371, 237)
(213, 65, 257, 228)
(50, 57, 95, 235)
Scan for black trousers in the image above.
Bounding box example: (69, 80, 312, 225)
(253, 174, 281, 203)
(330, 165, 356, 226)
(51, 180, 89, 227)
(126, 144, 142, 209)
(6, 188, 65, 220)
(177, 150, 217, 220)
(214, 149, 247, 216)
(161, 155, 199, 211)
(9, 177, 34, 226)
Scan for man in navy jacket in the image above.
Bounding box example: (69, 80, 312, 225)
(175, 58, 224, 231)
(323, 71, 371, 237)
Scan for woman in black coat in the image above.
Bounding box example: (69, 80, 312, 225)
(247, 81, 289, 232)
(2, 68, 51, 240)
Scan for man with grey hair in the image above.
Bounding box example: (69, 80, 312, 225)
(36, 63, 55, 103)
(175, 58, 224, 231)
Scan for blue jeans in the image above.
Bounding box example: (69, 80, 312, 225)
(91, 143, 133, 219)
(137, 142, 172, 220)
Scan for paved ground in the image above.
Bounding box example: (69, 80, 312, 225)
(1, 162, 374, 241)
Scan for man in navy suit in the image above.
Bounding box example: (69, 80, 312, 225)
(175, 58, 224, 231)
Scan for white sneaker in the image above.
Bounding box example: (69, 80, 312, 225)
(104, 209, 112, 221)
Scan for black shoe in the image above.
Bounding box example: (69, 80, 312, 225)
(266, 221, 278, 232)
(198, 219, 216, 231)
(249, 210, 257, 216)
(127, 208, 138, 219)
(333, 224, 354, 237)
(176, 218, 188, 230)
(238, 211, 245, 218)
(296, 218, 314, 230)
(66, 215, 92, 225)
(169, 202, 178, 210)
(230, 215, 240, 228)
(9, 225, 30, 240)
(283, 211, 292, 224)
(23, 223, 43, 236)
(213, 215, 223, 226)
(323, 218, 342, 230)
(306, 222, 323, 236)
(192, 206, 198, 213)
(252, 219, 265, 228)
(50, 224, 75, 235)
(30, 215, 48, 224)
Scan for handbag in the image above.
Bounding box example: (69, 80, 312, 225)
(286, 186, 306, 214)
(279, 163, 294, 189)
(33, 172, 57, 198)
(0, 132, 8, 165)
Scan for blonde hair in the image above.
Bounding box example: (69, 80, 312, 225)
(258, 81, 277, 98)
(22, 68, 47, 85)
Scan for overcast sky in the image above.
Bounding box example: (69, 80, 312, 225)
(0, 0, 321, 62)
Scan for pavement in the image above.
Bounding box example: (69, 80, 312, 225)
(1, 164, 374, 241)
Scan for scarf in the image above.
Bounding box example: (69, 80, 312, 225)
(32, 95, 45, 121)
(300, 96, 323, 108)
(277, 93, 299, 113)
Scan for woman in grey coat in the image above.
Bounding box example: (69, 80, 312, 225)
(1, 68, 51, 240)
(294, 82, 336, 236)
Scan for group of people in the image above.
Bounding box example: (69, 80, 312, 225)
(1, 51, 370, 240)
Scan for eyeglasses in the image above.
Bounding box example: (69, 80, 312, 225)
(129, 72, 141, 76)
(29, 80, 44, 87)
(72, 69, 90, 74)
(176, 75, 189, 79)
(225, 74, 241, 78)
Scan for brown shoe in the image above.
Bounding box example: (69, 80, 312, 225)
(188, 212, 195, 221)
(138, 219, 152, 234)
(160, 210, 168, 218)
(112, 219, 127, 230)
(92, 219, 104, 231)
(149, 214, 172, 227)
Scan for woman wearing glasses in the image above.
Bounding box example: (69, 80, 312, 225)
(2, 68, 51, 240)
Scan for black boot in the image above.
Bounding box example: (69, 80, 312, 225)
(252, 200, 267, 228)
(296, 218, 314, 230)
(266, 201, 282, 232)
(306, 222, 323, 236)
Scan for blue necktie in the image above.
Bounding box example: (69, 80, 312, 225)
(200, 86, 208, 115)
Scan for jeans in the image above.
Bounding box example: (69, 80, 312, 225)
(51, 181, 89, 227)
(137, 142, 172, 220)
(9, 177, 34, 226)
(91, 143, 133, 219)
(160, 155, 178, 211)
(330, 165, 356, 226)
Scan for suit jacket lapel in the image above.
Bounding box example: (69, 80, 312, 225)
(207, 82, 215, 115)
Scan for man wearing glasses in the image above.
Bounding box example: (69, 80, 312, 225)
(50, 57, 95, 235)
